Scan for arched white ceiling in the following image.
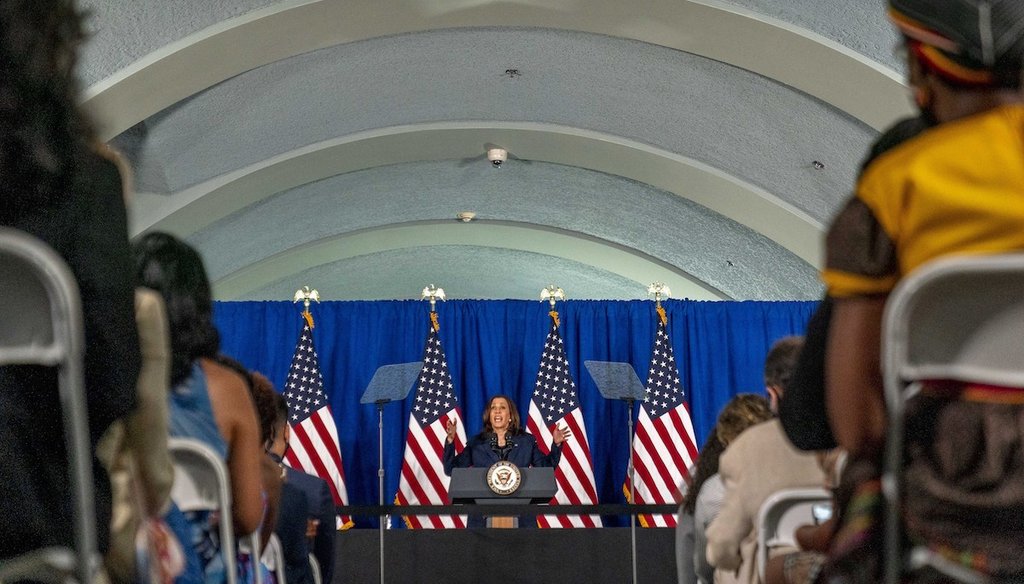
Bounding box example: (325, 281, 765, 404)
(82, 0, 910, 137)
(213, 222, 728, 300)
(133, 124, 824, 267)
(81, 0, 913, 301)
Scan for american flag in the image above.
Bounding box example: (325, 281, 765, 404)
(282, 312, 352, 528)
(394, 315, 467, 528)
(526, 313, 602, 528)
(625, 307, 698, 527)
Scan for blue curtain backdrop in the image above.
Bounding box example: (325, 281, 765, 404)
(214, 299, 816, 527)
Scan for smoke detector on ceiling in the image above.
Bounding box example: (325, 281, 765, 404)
(487, 148, 507, 168)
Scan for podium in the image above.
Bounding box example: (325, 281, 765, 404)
(450, 467, 557, 528)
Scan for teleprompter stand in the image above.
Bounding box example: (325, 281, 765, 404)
(585, 360, 647, 584)
(360, 362, 422, 584)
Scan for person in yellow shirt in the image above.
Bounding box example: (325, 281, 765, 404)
(825, 0, 1024, 457)
(822, 0, 1024, 577)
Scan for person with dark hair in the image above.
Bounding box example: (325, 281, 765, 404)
(821, 0, 1024, 577)
(442, 395, 569, 527)
(705, 339, 824, 584)
(220, 364, 281, 557)
(268, 392, 337, 584)
(443, 394, 569, 474)
(0, 0, 141, 565)
(132, 231, 264, 582)
(762, 337, 802, 413)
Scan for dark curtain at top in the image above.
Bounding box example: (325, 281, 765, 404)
(214, 299, 816, 527)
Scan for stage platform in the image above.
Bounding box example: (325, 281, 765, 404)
(333, 526, 676, 583)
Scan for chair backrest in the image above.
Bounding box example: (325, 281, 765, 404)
(261, 533, 286, 584)
(881, 253, 1024, 584)
(168, 437, 238, 584)
(0, 228, 94, 583)
(309, 552, 322, 584)
(756, 488, 831, 582)
(883, 253, 1024, 398)
(238, 532, 263, 584)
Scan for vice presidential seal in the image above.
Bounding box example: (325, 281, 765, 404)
(486, 460, 522, 496)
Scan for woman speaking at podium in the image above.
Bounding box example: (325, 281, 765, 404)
(442, 395, 570, 527)
(443, 395, 570, 474)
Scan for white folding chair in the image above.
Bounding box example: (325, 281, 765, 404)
(755, 488, 831, 582)
(238, 531, 263, 584)
(0, 228, 94, 584)
(882, 253, 1024, 584)
(259, 533, 286, 584)
(309, 552, 322, 584)
(169, 437, 251, 584)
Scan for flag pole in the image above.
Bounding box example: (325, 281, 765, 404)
(637, 282, 671, 584)
(539, 285, 563, 528)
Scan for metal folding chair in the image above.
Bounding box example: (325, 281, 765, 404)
(755, 487, 831, 582)
(309, 552, 322, 584)
(169, 437, 261, 584)
(0, 228, 94, 583)
(882, 253, 1024, 584)
(260, 533, 286, 584)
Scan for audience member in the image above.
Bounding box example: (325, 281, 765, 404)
(779, 116, 933, 453)
(705, 338, 824, 584)
(0, 0, 141, 565)
(677, 478, 696, 584)
(764, 449, 845, 584)
(268, 393, 338, 584)
(132, 231, 264, 582)
(824, 0, 1024, 457)
(215, 362, 282, 556)
(820, 0, 1024, 577)
(95, 289, 177, 582)
(693, 395, 772, 584)
(767, 114, 928, 584)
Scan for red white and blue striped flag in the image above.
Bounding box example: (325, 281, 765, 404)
(282, 311, 353, 528)
(625, 306, 698, 527)
(526, 311, 602, 528)
(394, 313, 468, 528)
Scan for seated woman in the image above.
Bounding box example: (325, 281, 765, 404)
(442, 395, 569, 526)
(133, 232, 264, 583)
